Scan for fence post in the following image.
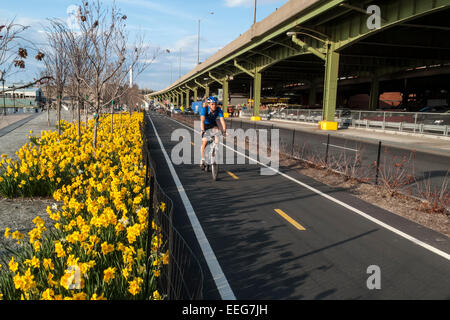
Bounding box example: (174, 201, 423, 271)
(325, 134, 330, 165)
(375, 140, 382, 185)
(291, 129, 296, 156)
(414, 113, 417, 133)
(167, 195, 174, 300)
(145, 172, 155, 298)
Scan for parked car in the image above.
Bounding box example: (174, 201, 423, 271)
(183, 107, 194, 115)
(335, 108, 352, 117)
(172, 108, 182, 114)
(418, 106, 449, 113)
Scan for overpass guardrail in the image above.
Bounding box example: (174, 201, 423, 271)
(240, 109, 450, 137)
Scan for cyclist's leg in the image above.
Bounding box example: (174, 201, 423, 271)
(201, 123, 213, 168)
(213, 120, 224, 144)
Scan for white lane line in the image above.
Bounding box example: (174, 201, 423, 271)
(147, 114, 237, 300)
(166, 115, 450, 261)
(322, 143, 358, 152)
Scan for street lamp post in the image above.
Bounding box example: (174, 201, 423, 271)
(253, 0, 257, 24)
(197, 19, 201, 65)
(197, 12, 214, 65)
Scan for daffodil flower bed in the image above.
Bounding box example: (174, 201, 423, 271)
(0, 113, 167, 300)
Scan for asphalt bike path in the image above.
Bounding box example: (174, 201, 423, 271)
(146, 111, 450, 300)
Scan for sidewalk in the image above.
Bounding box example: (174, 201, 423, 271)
(236, 117, 450, 157)
(0, 110, 74, 159)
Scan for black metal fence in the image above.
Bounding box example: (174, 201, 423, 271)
(224, 117, 415, 185)
(142, 111, 204, 300)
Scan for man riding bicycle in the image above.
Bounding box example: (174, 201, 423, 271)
(200, 96, 227, 169)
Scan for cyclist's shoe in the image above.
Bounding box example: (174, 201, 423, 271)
(200, 159, 206, 170)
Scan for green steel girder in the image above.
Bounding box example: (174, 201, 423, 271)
(329, 0, 450, 51)
(290, 35, 326, 61)
(180, 0, 346, 83)
(194, 80, 206, 89)
(234, 60, 255, 78)
(151, 0, 450, 120)
(208, 72, 225, 84)
(248, 50, 276, 62)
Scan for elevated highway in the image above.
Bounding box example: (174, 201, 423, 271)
(149, 0, 450, 130)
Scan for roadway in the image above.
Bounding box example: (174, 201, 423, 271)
(145, 111, 450, 300)
(226, 117, 450, 195)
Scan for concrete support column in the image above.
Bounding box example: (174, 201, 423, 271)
(193, 88, 198, 102)
(185, 90, 190, 109)
(205, 85, 210, 99)
(369, 77, 380, 111)
(252, 71, 262, 120)
(321, 42, 339, 130)
(223, 79, 229, 117)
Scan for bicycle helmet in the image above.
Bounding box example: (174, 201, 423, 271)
(207, 96, 218, 103)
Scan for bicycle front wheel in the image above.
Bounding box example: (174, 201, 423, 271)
(211, 163, 218, 181)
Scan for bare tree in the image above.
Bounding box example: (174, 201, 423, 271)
(74, 1, 127, 149)
(74, 1, 156, 148)
(62, 22, 92, 146)
(0, 19, 45, 104)
(43, 20, 69, 135)
(0, 19, 29, 77)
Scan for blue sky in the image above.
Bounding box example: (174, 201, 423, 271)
(1, 0, 289, 91)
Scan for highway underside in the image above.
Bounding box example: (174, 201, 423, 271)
(145, 111, 450, 300)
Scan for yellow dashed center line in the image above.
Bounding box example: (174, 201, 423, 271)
(274, 209, 306, 231)
(226, 171, 239, 180)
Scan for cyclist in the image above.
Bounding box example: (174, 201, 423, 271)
(200, 96, 227, 169)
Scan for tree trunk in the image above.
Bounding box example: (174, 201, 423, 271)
(93, 97, 100, 151)
(77, 99, 81, 147)
(85, 102, 88, 126)
(57, 94, 62, 135)
(110, 103, 114, 135)
(47, 103, 50, 127)
(71, 97, 75, 122)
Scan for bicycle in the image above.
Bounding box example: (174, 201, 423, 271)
(203, 130, 221, 181)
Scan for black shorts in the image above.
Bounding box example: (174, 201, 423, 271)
(204, 123, 218, 131)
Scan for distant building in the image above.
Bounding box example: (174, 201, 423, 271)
(2, 84, 45, 107)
